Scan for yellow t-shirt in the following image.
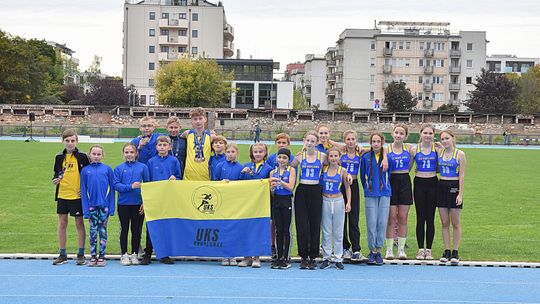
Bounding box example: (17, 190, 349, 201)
(184, 130, 212, 181)
(58, 154, 80, 200)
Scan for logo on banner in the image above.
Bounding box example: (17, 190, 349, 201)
(194, 228, 223, 248)
(191, 186, 222, 214)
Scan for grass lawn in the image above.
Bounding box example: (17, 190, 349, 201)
(0, 140, 539, 262)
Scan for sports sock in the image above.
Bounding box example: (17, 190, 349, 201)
(398, 237, 406, 251)
(59, 248, 67, 256)
(385, 239, 393, 252)
(78, 248, 84, 255)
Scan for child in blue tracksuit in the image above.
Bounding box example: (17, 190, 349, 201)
(210, 135, 227, 181)
(80, 145, 115, 267)
(360, 133, 392, 266)
(114, 143, 150, 266)
(215, 142, 244, 266)
(141, 136, 181, 265)
(238, 143, 273, 268)
(166, 116, 187, 179)
(131, 116, 162, 164)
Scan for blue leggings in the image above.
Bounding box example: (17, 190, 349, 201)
(88, 206, 109, 257)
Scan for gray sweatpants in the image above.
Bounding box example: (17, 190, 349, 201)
(321, 196, 345, 262)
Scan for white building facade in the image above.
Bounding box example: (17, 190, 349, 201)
(303, 54, 327, 110)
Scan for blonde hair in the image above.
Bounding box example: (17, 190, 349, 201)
(275, 133, 291, 145)
(440, 129, 457, 148)
(189, 107, 206, 118)
(343, 129, 357, 140)
(393, 124, 409, 136)
(304, 130, 319, 141)
(156, 135, 171, 144)
(166, 116, 181, 126)
(139, 116, 157, 127)
(62, 129, 78, 140)
(249, 143, 268, 162)
(89, 144, 105, 156)
(419, 123, 435, 143)
(316, 124, 329, 133)
(123, 142, 138, 156)
(326, 146, 342, 157)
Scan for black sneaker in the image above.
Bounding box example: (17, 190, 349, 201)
(271, 259, 280, 269)
(52, 255, 68, 265)
(319, 260, 331, 269)
(271, 245, 277, 259)
(76, 254, 86, 265)
(308, 258, 317, 270)
(299, 258, 309, 269)
(140, 255, 152, 265)
(440, 250, 451, 263)
(279, 260, 291, 269)
(159, 256, 175, 264)
(450, 250, 460, 264)
(335, 262, 345, 270)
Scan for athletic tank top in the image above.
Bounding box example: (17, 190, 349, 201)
(321, 166, 343, 195)
(439, 148, 460, 178)
(272, 166, 293, 196)
(415, 143, 437, 173)
(388, 143, 411, 172)
(300, 151, 323, 182)
(184, 130, 212, 181)
(340, 152, 361, 176)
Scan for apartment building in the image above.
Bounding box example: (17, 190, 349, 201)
(46, 41, 80, 85)
(304, 54, 328, 109)
(322, 21, 487, 110)
(486, 55, 539, 74)
(284, 63, 305, 90)
(123, 0, 234, 105)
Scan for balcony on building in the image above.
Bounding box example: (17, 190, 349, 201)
(326, 74, 336, 82)
(159, 35, 188, 45)
(424, 65, 434, 74)
(159, 18, 188, 28)
(424, 49, 434, 57)
(450, 49, 462, 57)
(305, 92, 311, 98)
(326, 88, 335, 95)
(224, 23, 234, 41)
(450, 99, 461, 106)
(449, 83, 461, 91)
(336, 66, 344, 75)
(223, 41, 234, 58)
(334, 96, 343, 103)
(423, 83, 433, 91)
(327, 59, 336, 67)
(449, 65, 461, 74)
(383, 65, 392, 74)
(383, 47, 393, 57)
(304, 79, 312, 87)
(423, 99, 433, 108)
(335, 49, 344, 59)
(335, 82, 343, 90)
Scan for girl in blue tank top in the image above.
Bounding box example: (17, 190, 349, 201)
(269, 148, 297, 269)
(320, 147, 351, 269)
(437, 130, 467, 264)
(385, 124, 414, 261)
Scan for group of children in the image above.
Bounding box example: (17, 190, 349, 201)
(52, 107, 466, 270)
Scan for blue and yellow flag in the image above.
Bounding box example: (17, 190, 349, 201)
(141, 179, 271, 258)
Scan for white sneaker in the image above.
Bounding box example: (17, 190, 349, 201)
(120, 253, 131, 266)
(221, 258, 230, 266)
(229, 258, 238, 266)
(416, 249, 425, 260)
(130, 253, 140, 265)
(252, 257, 261, 268)
(398, 249, 407, 260)
(351, 251, 365, 261)
(424, 249, 434, 260)
(343, 249, 352, 259)
(238, 257, 253, 267)
(385, 250, 394, 260)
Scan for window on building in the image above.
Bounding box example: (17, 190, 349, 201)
(192, 30, 198, 38)
(192, 13, 199, 21)
(419, 76, 423, 84)
(160, 46, 169, 52)
(259, 83, 277, 108)
(390, 41, 396, 49)
(435, 60, 444, 67)
(191, 46, 198, 54)
(149, 12, 155, 20)
(149, 95, 155, 105)
(369, 91, 375, 101)
(160, 29, 169, 36)
(432, 93, 443, 101)
(467, 43, 473, 51)
(467, 60, 473, 68)
(417, 92, 423, 100)
(434, 42, 445, 51)
(432, 76, 444, 84)
(179, 13, 186, 19)
(149, 29, 155, 37)
(370, 41, 376, 50)
(399, 41, 404, 50)
(236, 83, 254, 108)
(149, 45, 155, 53)
(370, 58, 375, 67)
(161, 13, 169, 19)
(406, 41, 411, 50)
(140, 95, 146, 105)
(419, 59, 424, 67)
(466, 77, 472, 84)
(370, 75, 375, 83)
(178, 46, 186, 53)
(149, 62, 155, 70)
(148, 79, 155, 87)
(179, 29, 187, 36)
(420, 42, 425, 50)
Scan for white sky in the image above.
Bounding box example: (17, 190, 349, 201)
(1, 0, 539, 76)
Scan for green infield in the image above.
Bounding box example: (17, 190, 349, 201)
(0, 140, 538, 262)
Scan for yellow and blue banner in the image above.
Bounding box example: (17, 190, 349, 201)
(141, 179, 271, 258)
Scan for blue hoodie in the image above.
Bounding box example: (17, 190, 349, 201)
(209, 153, 226, 181)
(241, 161, 273, 180)
(131, 133, 162, 164)
(215, 160, 244, 181)
(147, 154, 182, 181)
(114, 161, 150, 205)
(360, 151, 392, 197)
(80, 162, 115, 218)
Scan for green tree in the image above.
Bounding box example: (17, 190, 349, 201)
(465, 69, 518, 113)
(383, 81, 417, 112)
(293, 88, 309, 110)
(82, 78, 128, 106)
(155, 58, 234, 107)
(334, 102, 351, 111)
(436, 104, 459, 113)
(516, 65, 540, 114)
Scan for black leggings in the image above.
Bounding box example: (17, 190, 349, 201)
(118, 205, 144, 254)
(294, 184, 323, 259)
(414, 176, 438, 249)
(341, 179, 361, 252)
(272, 195, 293, 260)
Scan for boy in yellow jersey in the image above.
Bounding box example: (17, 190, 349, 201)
(181, 107, 215, 181)
(51, 129, 90, 265)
